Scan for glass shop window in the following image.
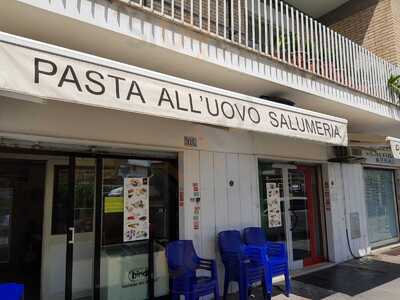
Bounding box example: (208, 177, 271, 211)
(51, 166, 95, 235)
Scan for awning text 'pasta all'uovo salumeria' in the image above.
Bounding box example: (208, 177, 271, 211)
(0, 33, 348, 145)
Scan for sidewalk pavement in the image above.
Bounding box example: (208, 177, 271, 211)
(228, 246, 400, 299)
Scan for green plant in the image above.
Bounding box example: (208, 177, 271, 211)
(388, 74, 400, 103)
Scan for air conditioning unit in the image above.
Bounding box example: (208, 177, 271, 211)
(329, 146, 365, 163)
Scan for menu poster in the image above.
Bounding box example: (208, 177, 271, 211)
(266, 182, 282, 228)
(123, 177, 149, 242)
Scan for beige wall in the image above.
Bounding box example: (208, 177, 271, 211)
(320, 0, 400, 65)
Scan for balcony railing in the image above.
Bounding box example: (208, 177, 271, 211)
(121, 0, 400, 105)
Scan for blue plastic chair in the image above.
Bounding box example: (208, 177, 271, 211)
(243, 227, 291, 296)
(218, 230, 269, 300)
(0, 283, 24, 300)
(166, 240, 219, 299)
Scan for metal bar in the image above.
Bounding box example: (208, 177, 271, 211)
(208, 0, 211, 31)
(280, 1, 285, 62)
(290, 6, 295, 64)
(172, 0, 175, 19)
(360, 46, 369, 93)
(384, 60, 391, 101)
(180, 0, 184, 22)
(327, 28, 332, 80)
(231, 0, 234, 41)
(301, 12, 305, 68)
(369, 51, 377, 98)
(275, 0, 280, 59)
(310, 17, 315, 73)
(285, 4, 290, 64)
(222, 0, 227, 39)
(318, 22, 323, 76)
(338, 33, 343, 85)
(374, 55, 382, 99)
(199, 0, 202, 30)
(93, 158, 103, 300)
(365, 48, 372, 95)
(305, 15, 310, 70)
(190, 0, 193, 24)
(354, 42, 361, 91)
(238, 0, 242, 44)
(252, 0, 256, 49)
(338, 34, 347, 85)
(216, 0, 219, 35)
(270, 0, 274, 56)
(346, 38, 354, 89)
(244, 0, 245, 43)
(340, 35, 346, 85)
(296, 9, 300, 67)
(322, 25, 327, 78)
(375, 55, 383, 100)
(258, 0, 262, 52)
(332, 30, 337, 82)
(264, 0, 268, 55)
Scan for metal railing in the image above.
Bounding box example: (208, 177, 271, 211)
(123, 0, 400, 105)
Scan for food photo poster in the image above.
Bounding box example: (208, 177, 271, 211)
(123, 177, 149, 242)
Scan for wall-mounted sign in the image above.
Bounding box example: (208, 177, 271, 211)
(358, 147, 400, 167)
(0, 36, 347, 146)
(387, 137, 400, 159)
(123, 177, 149, 242)
(184, 136, 198, 147)
(266, 182, 282, 228)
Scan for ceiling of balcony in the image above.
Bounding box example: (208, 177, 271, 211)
(285, 0, 351, 18)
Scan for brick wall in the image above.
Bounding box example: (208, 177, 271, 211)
(320, 0, 400, 65)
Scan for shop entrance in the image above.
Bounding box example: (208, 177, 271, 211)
(0, 149, 178, 300)
(259, 162, 325, 269)
(364, 168, 399, 248)
(0, 159, 46, 300)
(61, 155, 178, 300)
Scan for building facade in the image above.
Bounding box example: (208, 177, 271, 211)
(0, 0, 399, 299)
(320, 0, 400, 65)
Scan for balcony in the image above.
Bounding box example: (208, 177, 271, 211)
(117, 0, 400, 105)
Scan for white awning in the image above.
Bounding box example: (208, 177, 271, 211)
(387, 137, 400, 159)
(0, 31, 348, 146)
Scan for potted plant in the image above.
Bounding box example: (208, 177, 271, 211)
(388, 74, 400, 104)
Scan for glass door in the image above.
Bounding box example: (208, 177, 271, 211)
(259, 165, 287, 244)
(259, 162, 324, 270)
(288, 166, 324, 268)
(65, 157, 96, 300)
(99, 158, 178, 300)
(63, 155, 178, 300)
(364, 168, 399, 247)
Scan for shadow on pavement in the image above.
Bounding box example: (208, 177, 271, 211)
(294, 257, 400, 297)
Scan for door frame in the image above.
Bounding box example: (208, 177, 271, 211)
(0, 147, 178, 300)
(267, 163, 325, 269)
(63, 153, 178, 300)
(364, 167, 400, 248)
(297, 166, 325, 267)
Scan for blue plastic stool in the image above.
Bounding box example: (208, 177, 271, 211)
(0, 283, 24, 300)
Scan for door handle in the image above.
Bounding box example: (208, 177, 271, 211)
(290, 211, 298, 231)
(68, 227, 75, 244)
